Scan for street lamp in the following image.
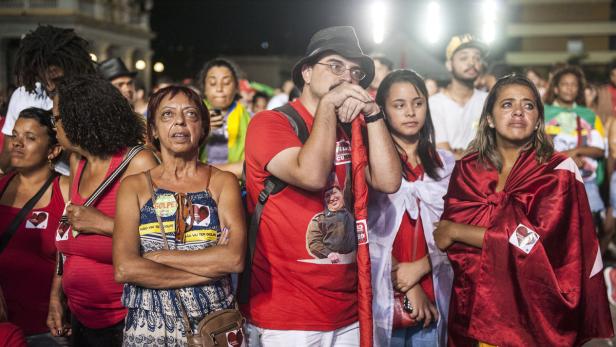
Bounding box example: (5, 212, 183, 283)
(481, 0, 498, 44)
(153, 62, 165, 73)
(424, 1, 442, 44)
(135, 60, 146, 70)
(370, 2, 386, 44)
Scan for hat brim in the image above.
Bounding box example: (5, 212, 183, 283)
(292, 48, 375, 90)
(451, 41, 489, 60)
(108, 71, 138, 81)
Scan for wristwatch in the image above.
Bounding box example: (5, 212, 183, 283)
(364, 110, 384, 124)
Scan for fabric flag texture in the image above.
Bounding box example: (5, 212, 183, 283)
(352, 117, 373, 347)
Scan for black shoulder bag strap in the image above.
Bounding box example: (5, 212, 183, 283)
(56, 145, 144, 275)
(0, 172, 59, 253)
(58, 145, 145, 226)
(238, 103, 309, 304)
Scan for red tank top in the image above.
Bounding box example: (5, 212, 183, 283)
(0, 172, 65, 335)
(55, 148, 128, 328)
(391, 164, 436, 304)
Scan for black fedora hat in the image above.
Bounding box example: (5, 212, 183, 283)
(97, 57, 137, 81)
(292, 26, 375, 89)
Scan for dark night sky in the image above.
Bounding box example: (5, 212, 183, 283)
(150, 0, 498, 81)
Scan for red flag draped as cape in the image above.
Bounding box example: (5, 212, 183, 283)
(442, 150, 613, 346)
(352, 117, 373, 347)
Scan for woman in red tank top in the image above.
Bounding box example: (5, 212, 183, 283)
(369, 70, 454, 346)
(0, 108, 69, 346)
(48, 75, 157, 346)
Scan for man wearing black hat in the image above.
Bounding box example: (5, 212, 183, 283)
(242, 26, 400, 345)
(429, 34, 488, 158)
(97, 57, 137, 104)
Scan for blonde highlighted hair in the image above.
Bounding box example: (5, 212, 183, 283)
(467, 74, 553, 171)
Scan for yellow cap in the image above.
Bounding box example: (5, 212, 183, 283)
(446, 34, 487, 61)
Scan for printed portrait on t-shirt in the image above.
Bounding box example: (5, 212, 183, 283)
(26, 211, 49, 229)
(56, 204, 70, 241)
(192, 204, 211, 227)
(299, 143, 358, 265)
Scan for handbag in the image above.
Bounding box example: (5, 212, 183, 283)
(392, 291, 417, 329)
(146, 170, 246, 347)
(392, 208, 420, 329)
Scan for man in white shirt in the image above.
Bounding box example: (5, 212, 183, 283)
(429, 34, 488, 158)
(0, 25, 95, 173)
(2, 83, 53, 137)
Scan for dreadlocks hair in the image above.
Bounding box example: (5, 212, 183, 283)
(14, 25, 95, 93)
(56, 75, 144, 157)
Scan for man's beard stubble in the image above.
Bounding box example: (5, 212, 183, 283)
(452, 68, 478, 88)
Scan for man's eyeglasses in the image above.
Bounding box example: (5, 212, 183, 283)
(315, 62, 366, 82)
(50, 114, 61, 128)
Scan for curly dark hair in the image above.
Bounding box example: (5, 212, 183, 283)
(14, 25, 96, 93)
(56, 75, 144, 157)
(146, 86, 210, 151)
(543, 65, 586, 106)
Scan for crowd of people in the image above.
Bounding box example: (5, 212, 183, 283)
(0, 23, 615, 347)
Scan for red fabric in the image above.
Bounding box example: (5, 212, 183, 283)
(0, 173, 63, 335)
(242, 100, 358, 330)
(609, 85, 616, 116)
(351, 117, 372, 347)
(442, 150, 614, 346)
(392, 165, 435, 305)
(55, 149, 128, 328)
(0, 322, 26, 347)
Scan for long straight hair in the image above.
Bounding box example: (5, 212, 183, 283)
(467, 74, 554, 171)
(376, 69, 442, 180)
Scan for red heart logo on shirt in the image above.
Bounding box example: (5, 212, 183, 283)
(57, 222, 70, 237)
(227, 329, 244, 346)
(28, 212, 48, 226)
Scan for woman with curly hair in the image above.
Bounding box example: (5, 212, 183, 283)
(113, 86, 245, 345)
(198, 58, 250, 178)
(433, 75, 613, 346)
(47, 75, 157, 346)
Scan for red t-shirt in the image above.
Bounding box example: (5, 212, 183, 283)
(242, 100, 358, 330)
(0, 173, 64, 335)
(55, 149, 128, 328)
(0, 322, 26, 347)
(391, 164, 435, 304)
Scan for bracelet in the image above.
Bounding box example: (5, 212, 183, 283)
(364, 111, 384, 124)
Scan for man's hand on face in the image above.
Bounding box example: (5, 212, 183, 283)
(320, 82, 377, 123)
